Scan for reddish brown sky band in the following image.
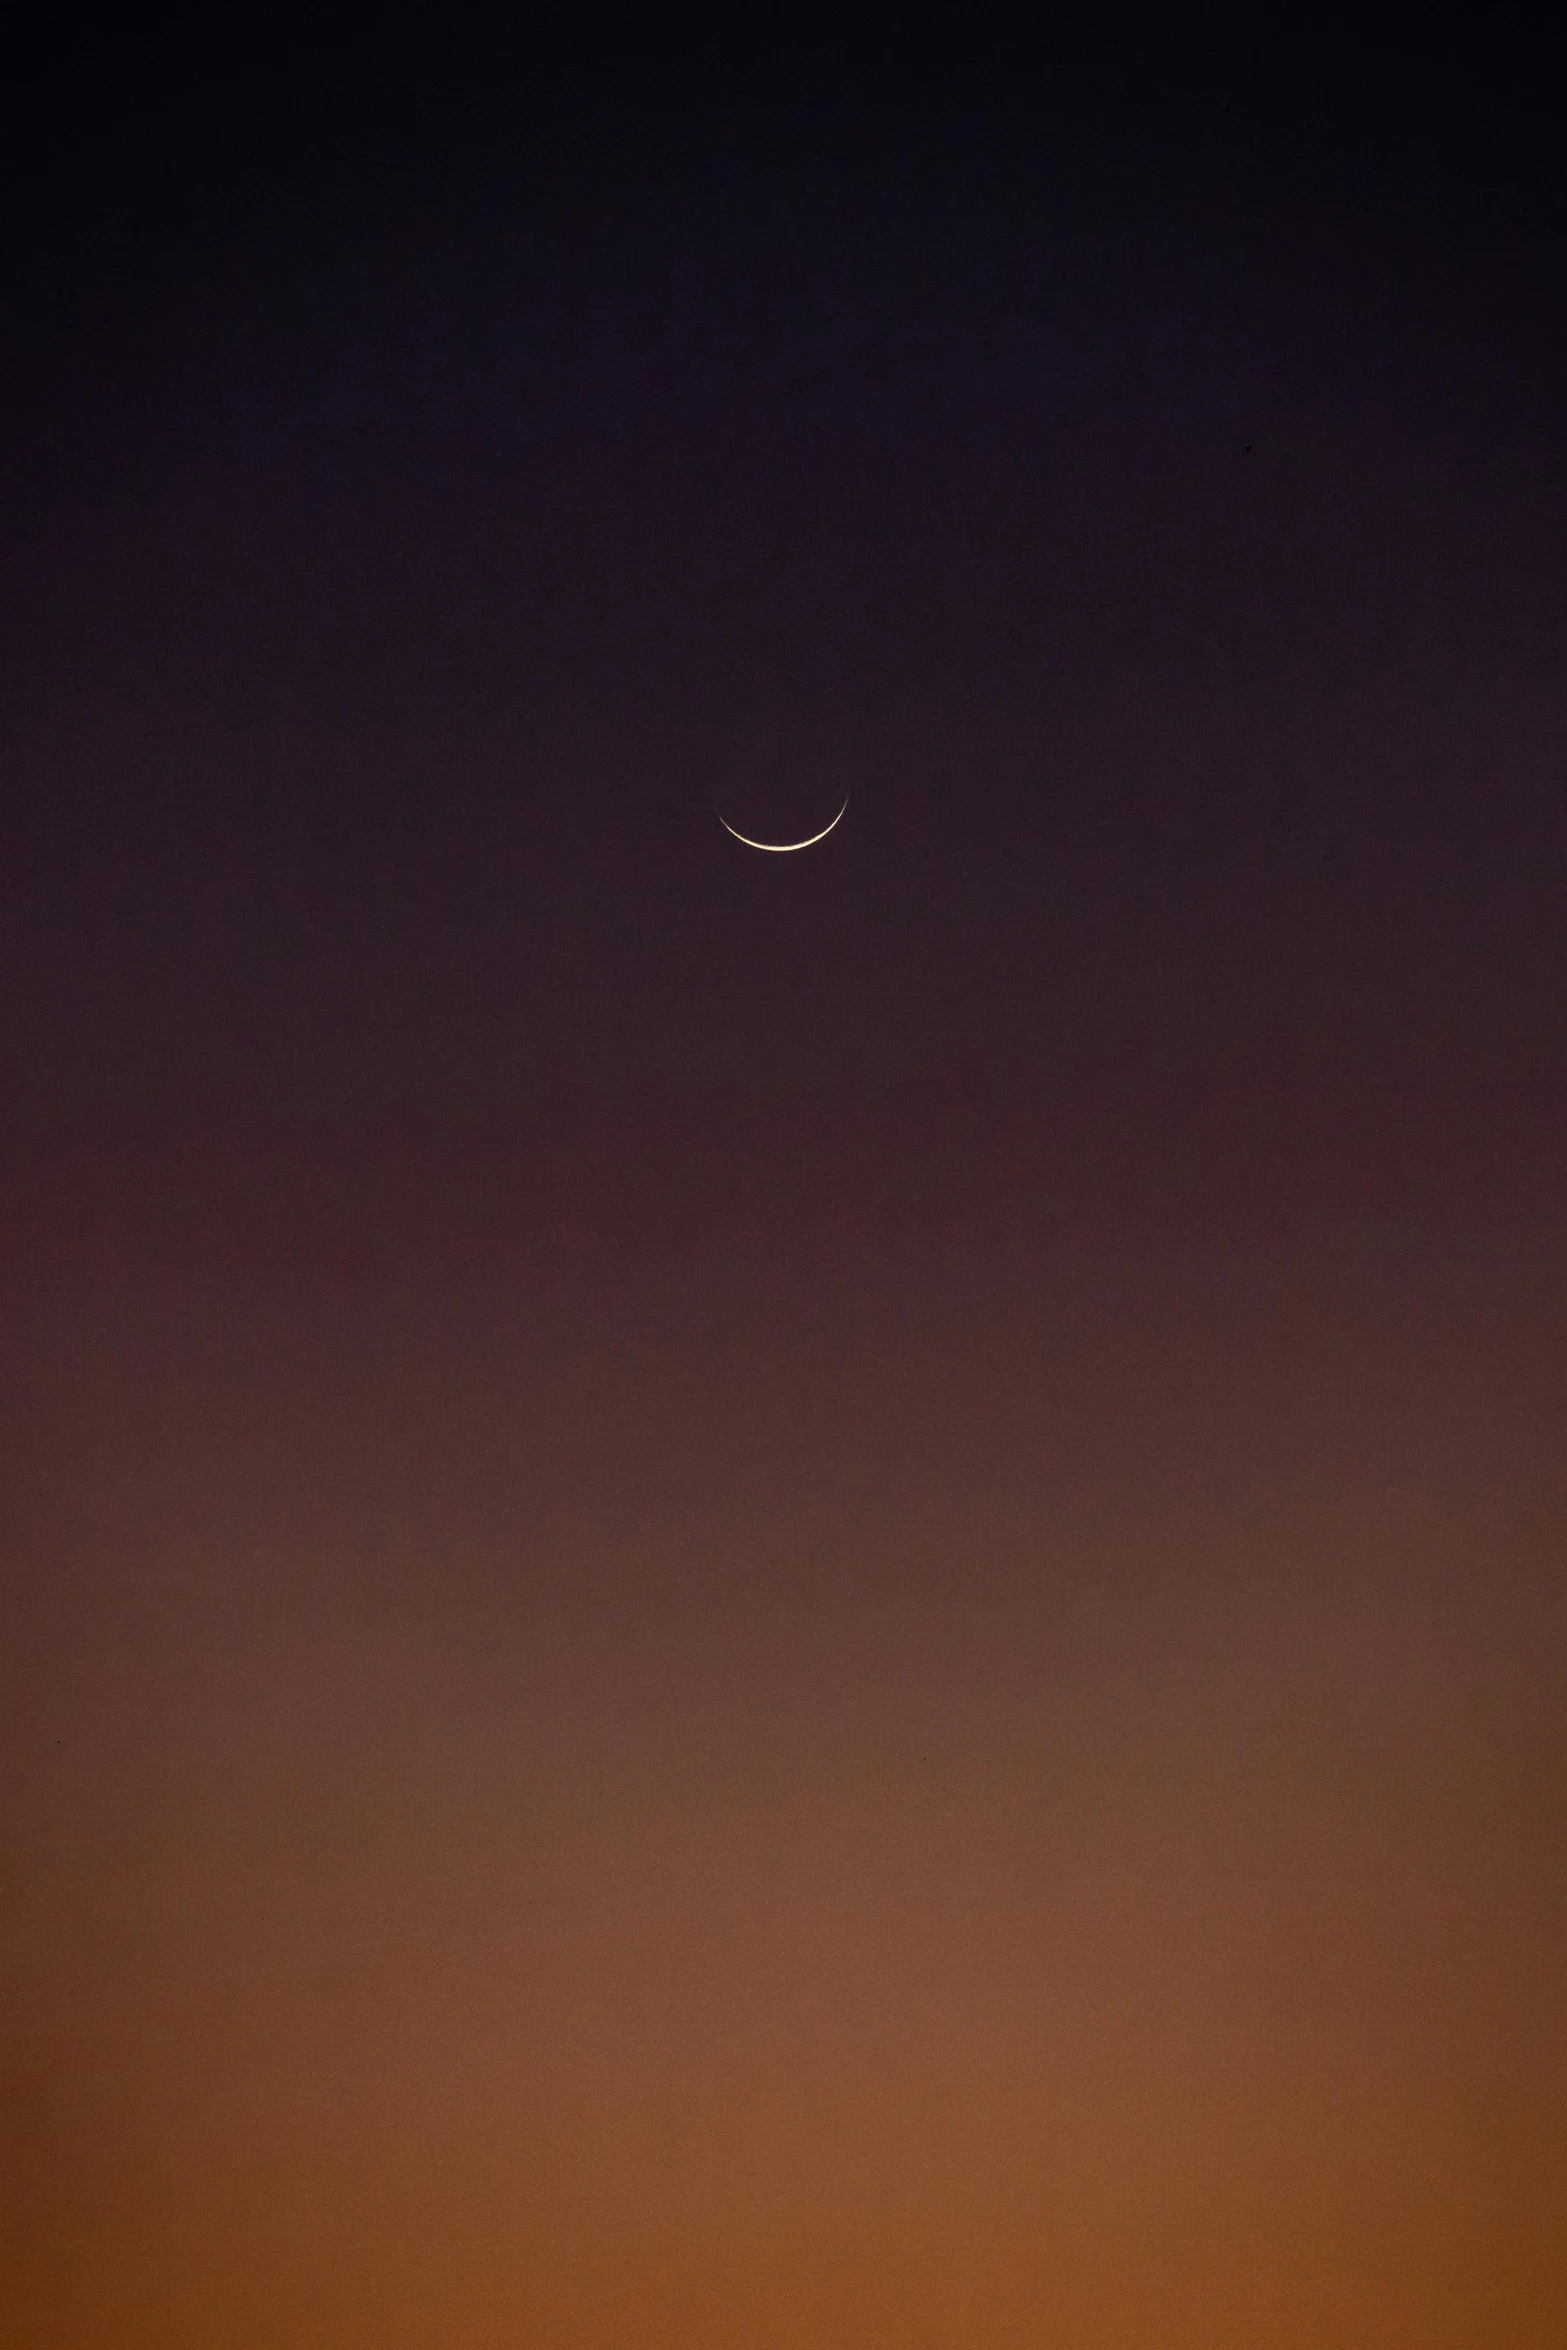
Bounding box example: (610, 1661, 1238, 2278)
(3, 115, 1566, 2349)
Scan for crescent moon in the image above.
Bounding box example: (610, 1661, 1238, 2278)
(716, 797, 849, 852)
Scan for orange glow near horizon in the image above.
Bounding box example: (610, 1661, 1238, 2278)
(5, 1140, 1563, 2347)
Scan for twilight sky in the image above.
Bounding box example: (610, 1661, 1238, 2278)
(2, 22, 1565, 2349)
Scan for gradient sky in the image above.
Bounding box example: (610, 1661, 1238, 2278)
(3, 25, 1566, 2349)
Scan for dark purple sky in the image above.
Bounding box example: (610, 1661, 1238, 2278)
(3, 24, 1566, 2348)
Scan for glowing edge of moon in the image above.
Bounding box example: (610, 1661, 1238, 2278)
(716, 797, 849, 852)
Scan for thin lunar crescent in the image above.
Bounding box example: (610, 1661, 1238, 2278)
(716, 797, 849, 852)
